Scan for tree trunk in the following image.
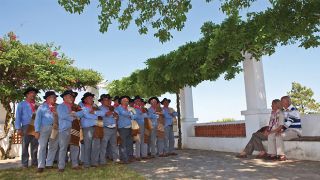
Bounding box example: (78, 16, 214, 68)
(176, 92, 182, 149)
(0, 99, 14, 159)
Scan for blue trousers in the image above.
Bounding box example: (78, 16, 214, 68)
(83, 127, 95, 167)
(164, 125, 175, 153)
(37, 125, 52, 168)
(58, 128, 71, 169)
(118, 128, 133, 162)
(148, 128, 157, 156)
(21, 125, 38, 167)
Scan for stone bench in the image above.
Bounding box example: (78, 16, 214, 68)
(261, 136, 320, 161)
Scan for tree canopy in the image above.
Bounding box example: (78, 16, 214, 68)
(0, 32, 103, 158)
(287, 82, 320, 114)
(0, 32, 103, 105)
(106, 0, 320, 98)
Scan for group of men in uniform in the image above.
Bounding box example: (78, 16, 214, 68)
(15, 87, 178, 173)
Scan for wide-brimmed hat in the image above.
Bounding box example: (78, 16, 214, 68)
(118, 95, 131, 104)
(81, 92, 95, 102)
(98, 94, 112, 102)
(148, 97, 160, 104)
(112, 96, 119, 101)
(134, 95, 142, 101)
(160, 98, 171, 104)
(43, 91, 58, 99)
(23, 87, 39, 95)
(60, 90, 74, 98)
(72, 92, 78, 98)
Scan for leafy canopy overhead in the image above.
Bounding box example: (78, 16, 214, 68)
(0, 32, 103, 104)
(106, 0, 320, 97)
(58, 0, 192, 43)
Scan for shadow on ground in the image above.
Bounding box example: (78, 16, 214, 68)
(128, 149, 320, 180)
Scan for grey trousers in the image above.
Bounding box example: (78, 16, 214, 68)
(164, 125, 175, 153)
(148, 128, 157, 156)
(46, 134, 59, 167)
(157, 138, 165, 155)
(100, 128, 118, 164)
(83, 126, 95, 167)
(135, 126, 147, 158)
(70, 145, 79, 167)
(21, 125, 38, 167)
(58, 128, 71, 169)
(80, 143, 85, 163)
(243, 132, 267, 155)
(37, 125, 52, 168)
(92, 137, 103, 166)
(118, 128, 133, 162)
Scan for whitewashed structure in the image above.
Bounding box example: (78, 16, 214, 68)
(0, 56, 319, 160)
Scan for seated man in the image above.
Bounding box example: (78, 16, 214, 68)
(267, 96, 302, 161)
(236, 126, 269, 158)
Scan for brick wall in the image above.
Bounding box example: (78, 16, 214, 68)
(195, 123, 246, 137)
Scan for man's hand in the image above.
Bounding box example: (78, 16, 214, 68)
(89, 109, 95, 114)
(34, 132, 40, 140)
(17, 129, 23, 136)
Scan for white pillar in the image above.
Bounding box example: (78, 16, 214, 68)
(0, 103, 6, 124)
(179, 86, 198, 148)
(86, 86, 100, 104)
(241, 53, 270, 138)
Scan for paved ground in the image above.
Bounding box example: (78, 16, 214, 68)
(1, 149, 320, 179)
(128, 149, 320, 180)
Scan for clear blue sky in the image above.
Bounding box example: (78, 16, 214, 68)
(1, 1, 319, 122)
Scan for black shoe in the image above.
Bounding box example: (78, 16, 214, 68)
(58, 169, 64, 173)
(264, 155, 277, 160)
(37, 168, 44, 173)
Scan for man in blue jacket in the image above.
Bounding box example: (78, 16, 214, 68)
(15, 87, 39, 168)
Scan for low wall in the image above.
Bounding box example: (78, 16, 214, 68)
(184, 114, 320, 161)
(195, 121, 246, 137)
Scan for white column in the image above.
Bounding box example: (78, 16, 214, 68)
(241, 53, 270, 138)
(179, 86, 198, 148)
(86, 86, 100, 104)
(0, 103, 6, 138)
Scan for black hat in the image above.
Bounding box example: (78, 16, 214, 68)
(148, 97, 160, 104)
(60, 90, 74, 98)
(129, 98, 134, 103)
(113, 96, 119, 101)
(72, 92, 78, 98)
(43, 91, 58, 99)
(133, 95, 142, 101)
(118, 95, 131, 104)
(161, 98, 171, 104)
(23, 87, 39, 95)
(98, 94, 112, 102)
(81, 92, 95, 102)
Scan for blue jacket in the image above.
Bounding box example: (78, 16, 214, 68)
(162, 107, 178, 127)
(57, 103, 82, 131)
(95, 106, 116, 127)
(115, 106, 133, 128)
(147, 107, 160, 128)
(133, 108, 148, 126)
(80, 106, 98, 128)
(15, 101, 34, 129)
(34, 103, 54, 132)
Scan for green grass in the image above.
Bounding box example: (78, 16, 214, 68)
(0, 163, 145, 180)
